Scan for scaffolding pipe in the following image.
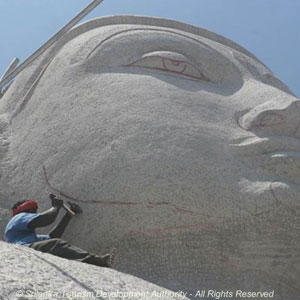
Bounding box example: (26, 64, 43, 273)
(0, 57, 20, 82)
(0, 0, 105, 90)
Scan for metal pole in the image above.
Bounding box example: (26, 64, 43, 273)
(0, 57, 19, 82)
(0, 0, 105, 90)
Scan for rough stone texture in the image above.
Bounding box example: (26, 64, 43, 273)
(0, 241, 188, 300)
(0, 15, 299, 299)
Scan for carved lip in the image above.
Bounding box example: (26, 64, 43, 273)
(229, 136, 300, 156)
(230, 136, 300, 180)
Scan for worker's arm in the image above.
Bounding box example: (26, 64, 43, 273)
(27, 197, 63, 229)
(48, 211, 73, 238)
(48, 202, 82, 238)
(27, 207, 60, 228)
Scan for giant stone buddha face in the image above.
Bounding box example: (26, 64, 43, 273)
(0, 16, 299, 298)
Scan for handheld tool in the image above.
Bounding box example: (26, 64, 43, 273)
(49, 193, 76, 216)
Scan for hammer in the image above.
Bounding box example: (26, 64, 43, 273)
(49, 193, 76, 216)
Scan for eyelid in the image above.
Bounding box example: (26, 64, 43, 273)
(125, 51, 210, 81)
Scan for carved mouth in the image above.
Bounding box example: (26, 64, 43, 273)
(230, 136, 300, 156)
(230, 136, 300, 181)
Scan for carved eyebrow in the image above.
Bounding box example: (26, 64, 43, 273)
(86, 28, 213, 60)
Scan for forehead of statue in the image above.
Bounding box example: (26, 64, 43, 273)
(65, 15, 258, 61)
(64, 16, 292, 96)
(65, 25, 225, 63)
(54, 16, 273, 85)
(50, 25, 245, 89)
(62, 25, 243, 68)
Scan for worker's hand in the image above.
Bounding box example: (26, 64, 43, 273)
(67, 202, 82, 214)
(49, 193, 63, 208)
(50, 194, 64, 208)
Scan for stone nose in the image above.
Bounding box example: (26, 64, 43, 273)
(238, 98, 300, 138)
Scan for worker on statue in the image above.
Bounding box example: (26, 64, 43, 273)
(5, 193, 116, 267)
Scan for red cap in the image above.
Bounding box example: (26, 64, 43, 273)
(12, 200, 38, 216)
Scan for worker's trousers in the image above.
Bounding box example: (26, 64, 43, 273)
(29, 238, 109, 267)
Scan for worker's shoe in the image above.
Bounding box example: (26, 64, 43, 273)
(85, 248, 117, 268)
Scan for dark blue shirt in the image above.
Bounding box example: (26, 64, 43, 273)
(5, 212, 50, 246)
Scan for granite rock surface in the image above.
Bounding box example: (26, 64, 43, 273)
(0, 241, 189, 300)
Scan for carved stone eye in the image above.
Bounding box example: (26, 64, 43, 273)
(127, 51, 210, 81)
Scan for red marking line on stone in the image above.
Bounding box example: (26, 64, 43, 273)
(43, 164, 211, 211)
(162, 57, 187, 74)
(237, 113, 285, 132)
(125, 56, 210, 81)
(148, 201, 206, 216)
(42, 164, 247, 244)
(42, 164, 138, 206)
(260, 113, 285, 127)
(43, 164, 221, 239)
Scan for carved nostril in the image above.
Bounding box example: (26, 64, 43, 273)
(238, 99, 300, 135)
(259, 113, 285, 128)
(238, 111, 285, 131)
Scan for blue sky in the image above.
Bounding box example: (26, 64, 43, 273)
(0, 0, 299, 96)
